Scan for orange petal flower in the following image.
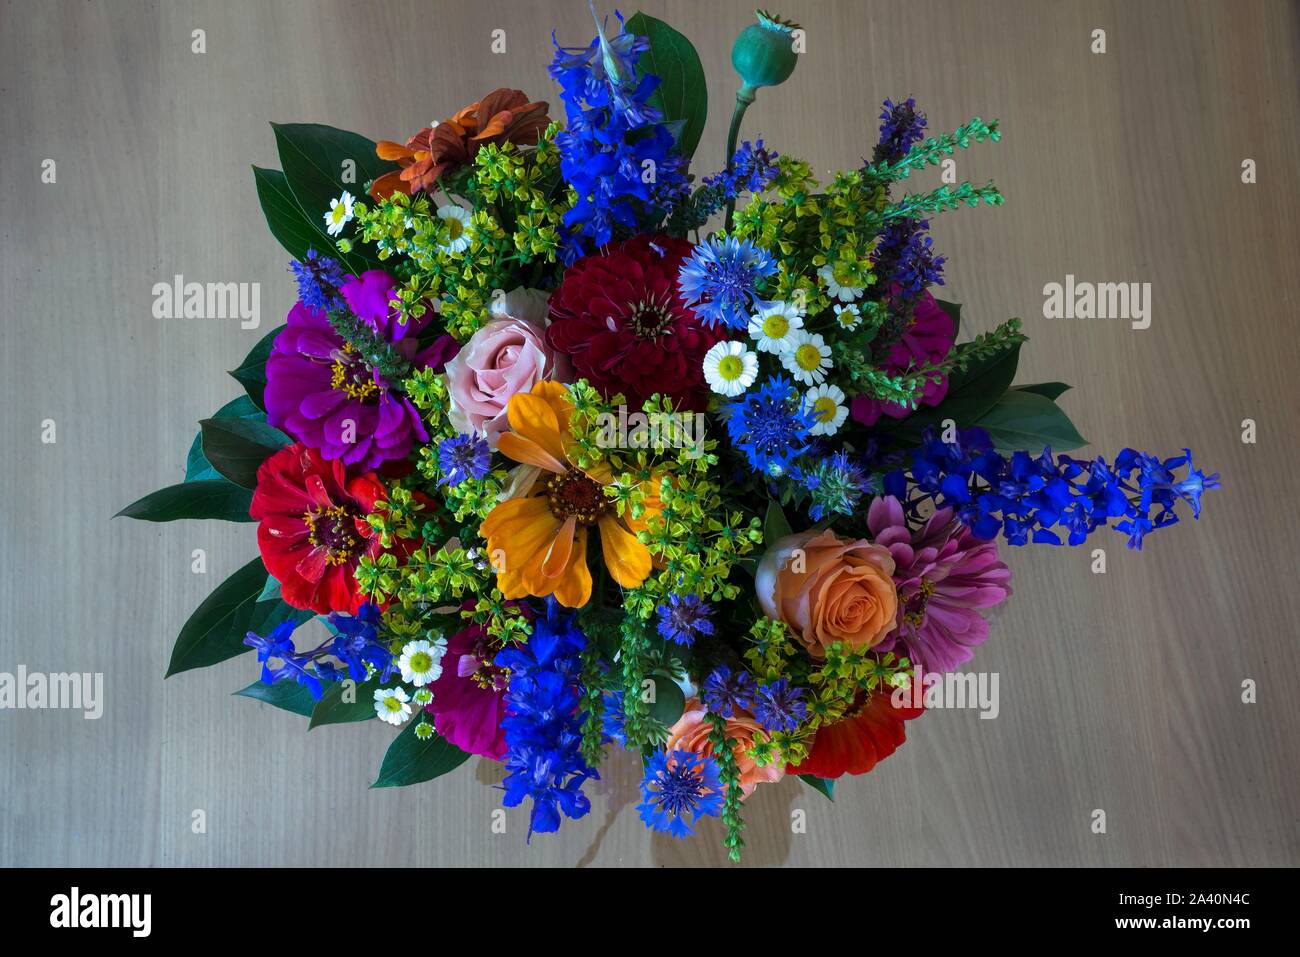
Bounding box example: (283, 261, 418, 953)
(480, 380, 657, 607)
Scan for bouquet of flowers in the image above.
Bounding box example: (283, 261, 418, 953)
(121, 7, 1218, 858)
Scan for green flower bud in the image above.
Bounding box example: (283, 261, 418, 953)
(730, 10, 800, 92)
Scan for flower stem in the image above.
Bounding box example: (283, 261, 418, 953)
(722, 85, 757, 231)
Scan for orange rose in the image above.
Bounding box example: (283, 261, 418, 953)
(755, 529, 898, 659)
(665, 698, 784, 799)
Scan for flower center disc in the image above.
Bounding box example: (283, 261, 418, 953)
(626, 293, 675, 338)
(304, 504, 361, 565)
(331, 344, 380, 403)
(546, 468, 610, 525)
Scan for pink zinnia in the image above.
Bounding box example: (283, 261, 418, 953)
(850, 289, 954, 427)
(868, 496, 1012, 673)
(424, 620, 508, 760)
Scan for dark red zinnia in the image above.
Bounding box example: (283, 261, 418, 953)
(250, 443, 386, 615)
(546, 234, 728, 411)
(789, 687, 925, 779)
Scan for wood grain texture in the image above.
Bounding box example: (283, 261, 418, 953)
(1, 0, 1298, 867)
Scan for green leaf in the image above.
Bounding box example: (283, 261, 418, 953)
(975, 390, 1087, 452)
(228, 324, 284, 410)
(648, 673, 686, 727)
(371, 718, 471, 788)
(234, 679, 318, 717)
(933, 298, 961, 338)
(272, 123, 395, 228)
(198, 416, 292, 489)
(116, 480, 253, 523)
(763, 497, 792, 545)
(1012, 381, 1072, 401)
(166, 558, 267, 677)
(309, 674, 382, 729)
(884, 342, 1022, 440)
(626, 12, 708, 160)
(186, 395, 262, 481)
(799, 774, 835, 801)
(257, 574, 281, 603)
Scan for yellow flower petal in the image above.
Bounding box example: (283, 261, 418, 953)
(597, 514, 652, 589)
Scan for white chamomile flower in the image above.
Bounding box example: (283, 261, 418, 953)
(817, 264, 864, 303)
(833, 303, 862, 331)
(398, 638, 447, 687)
(781, 330, 833, 385)
(804, 383, 848, 436)
(324, 191, 355, 237)
(702, 340, 759, 397)
(374, 687, 412, 726)
(747, 301, 804, 354)
(412, 687, 434, 707)
(414, 720, 435, 741)
(437, 204, 473, 254)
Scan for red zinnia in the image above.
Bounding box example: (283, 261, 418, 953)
(790, 688, 925, 779)
(250, 444, 386, 615)
(546, 235, 728, 412)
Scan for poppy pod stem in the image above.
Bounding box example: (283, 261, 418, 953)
(722, 85, 757, 231)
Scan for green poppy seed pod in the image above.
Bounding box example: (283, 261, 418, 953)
(731, 10, 800, 93)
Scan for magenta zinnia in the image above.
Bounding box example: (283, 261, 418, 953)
(869, 495, 1012, 673)
(264, 269, 457, 470)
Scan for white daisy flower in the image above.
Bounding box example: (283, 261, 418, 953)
(324, 191, 355, 237)
(833, 303, 862, 331)
(817, 264, 864, 303)
(398, 638, 446, 687)
(702, 340, 759, 397)
(747, 301, 804, 354)
(374, 687, 412, 726)
(414, 720, 435, 740)
(804, 383, 848, 436)
(412, 687, 434, 706)
(781, 330, 833, 385)
(437, 204, 473, 254)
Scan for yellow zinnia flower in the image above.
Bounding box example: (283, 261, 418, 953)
(480, 381, 659, 607)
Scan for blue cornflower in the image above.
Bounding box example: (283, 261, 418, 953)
(701, 665, 756, 718)
(701, 139, 781, 199)
(797, 451, 878, 521)
(725, 375, 816, 477)
(655, 594, 715, 646)
(874, 96, 928, 166)
(288, 249, 346, 312)
(495, 599, 598, 838)
(637, 749, 724, 838)
(752, 678, 809, 733)
(602, 690, 627, 747)
(437, 434, 491, 486)
(678, 235, 776, 330)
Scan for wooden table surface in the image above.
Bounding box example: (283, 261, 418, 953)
(2, 0, 1298, 867)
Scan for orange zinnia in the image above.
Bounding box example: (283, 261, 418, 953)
(480, 381, 659, 608)
(370, 89, 550, 200)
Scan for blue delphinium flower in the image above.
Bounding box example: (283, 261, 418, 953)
(638, 749, 724, 838)
(885, 427, 1219, 550)
(655, 594, 715, 646)
(725, 375, 816, 477)
(678, 235, 776, 331)
(549, 8, 687, 257)
(752, 678, 808, 733)
(874, 96, 928, 166)
(437, 434, 491, 486)
(495, 599, 598, 838)
(326, 602, 391, 682)
(602, 690, 627, 747)
(288, 249, 346, 312)
(243, 617, 324, 699)
(702, 665, 756, 718)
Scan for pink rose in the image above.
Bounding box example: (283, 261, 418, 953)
(445, 298, 567, 447)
